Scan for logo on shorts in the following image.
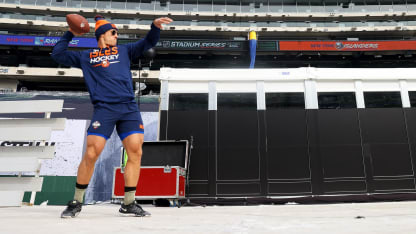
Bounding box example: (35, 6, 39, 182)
(92, 121, 101, 129)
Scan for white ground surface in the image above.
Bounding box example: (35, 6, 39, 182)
(1, 201, 416, 234)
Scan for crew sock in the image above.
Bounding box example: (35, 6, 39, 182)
(124, 186, 136, 205)
(74, 183, 88, 203)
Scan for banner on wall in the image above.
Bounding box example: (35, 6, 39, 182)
(278, 40, 416, 51)
(0, 35, 245, 50)
(0, 35, 97, 47)
(155, 40, 245, 51)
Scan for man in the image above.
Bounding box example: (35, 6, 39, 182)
(51, 15, 173, 218)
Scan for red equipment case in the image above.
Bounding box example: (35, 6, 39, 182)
(112, 140, 190, 201)
(112, 166, 186, 199)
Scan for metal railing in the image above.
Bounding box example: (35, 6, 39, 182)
(2, 12, 416, 29)
(3, 0, 415, 14)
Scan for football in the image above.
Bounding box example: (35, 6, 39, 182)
(66, 14, 90, 34)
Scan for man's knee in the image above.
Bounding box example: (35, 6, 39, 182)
(125, 143, 143, 165)
(123, 133, 144, 162)
(127, 147, 142, 162)
(84, 146, 101, 164)
(83, 136, 106, 163)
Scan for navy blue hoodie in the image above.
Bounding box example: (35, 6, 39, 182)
(51, 24, 160, 104)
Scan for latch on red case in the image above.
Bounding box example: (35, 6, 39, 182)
(164, 165, 172, 173)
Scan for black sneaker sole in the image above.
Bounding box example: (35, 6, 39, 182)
(119, 211, 151, 217)
(61, 211, 80, 218)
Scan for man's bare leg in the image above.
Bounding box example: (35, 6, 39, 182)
(119, 133, 150, 216)
(61, 135, 106, 218)
(122, 133, 144, 204)
(73, 135, 107, 202)
(76, 135, 107, 185)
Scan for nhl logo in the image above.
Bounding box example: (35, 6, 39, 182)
(92, 121, 101, 129)
(335, 42, 344, 50)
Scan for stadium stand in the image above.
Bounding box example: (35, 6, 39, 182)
(0, 0, 415, 91)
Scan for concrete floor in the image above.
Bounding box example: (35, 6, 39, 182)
(1, 201, 416, 234)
